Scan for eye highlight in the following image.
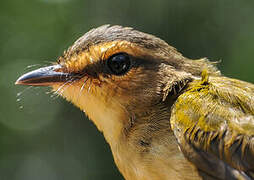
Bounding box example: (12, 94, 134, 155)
(107, 53, 131, 75)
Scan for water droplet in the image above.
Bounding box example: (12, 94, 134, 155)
(19, 106, 23, 109)
(17, 86, 33, 97)
(17, 98, 21, 102)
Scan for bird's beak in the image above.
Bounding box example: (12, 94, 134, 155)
(15, 64, 73, 86)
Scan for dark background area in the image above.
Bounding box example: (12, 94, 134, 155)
(0, 0, 254, 179)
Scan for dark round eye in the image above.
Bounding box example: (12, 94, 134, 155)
(107, 53, 131, 75)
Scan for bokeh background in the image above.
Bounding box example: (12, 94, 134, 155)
(1, 0, 254, 179)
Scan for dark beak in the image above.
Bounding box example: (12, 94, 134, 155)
(15, 64, 73, 86)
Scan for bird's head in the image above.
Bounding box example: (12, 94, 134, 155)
(16, 25, 219, 144)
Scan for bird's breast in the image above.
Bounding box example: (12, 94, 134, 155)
(113, 130, 202, 180)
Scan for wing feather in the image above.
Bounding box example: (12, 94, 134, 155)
(171, 75, 254, 179)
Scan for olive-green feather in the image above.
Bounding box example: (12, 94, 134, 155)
(171, 72, 254, 178)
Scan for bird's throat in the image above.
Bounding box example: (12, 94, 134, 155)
(51, 82, 128, 146)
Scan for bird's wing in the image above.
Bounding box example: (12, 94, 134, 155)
(170, 75, 254, 180)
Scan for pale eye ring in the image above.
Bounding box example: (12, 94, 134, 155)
(107, 53, 131, 75)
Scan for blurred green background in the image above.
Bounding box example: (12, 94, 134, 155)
(0, 0, 254, 179)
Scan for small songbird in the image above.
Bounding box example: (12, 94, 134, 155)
(16, 25, 254, 180)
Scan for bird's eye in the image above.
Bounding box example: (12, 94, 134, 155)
(107, 53, 131, 75)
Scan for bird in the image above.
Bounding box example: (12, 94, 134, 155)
(15, 25, 254, 180)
